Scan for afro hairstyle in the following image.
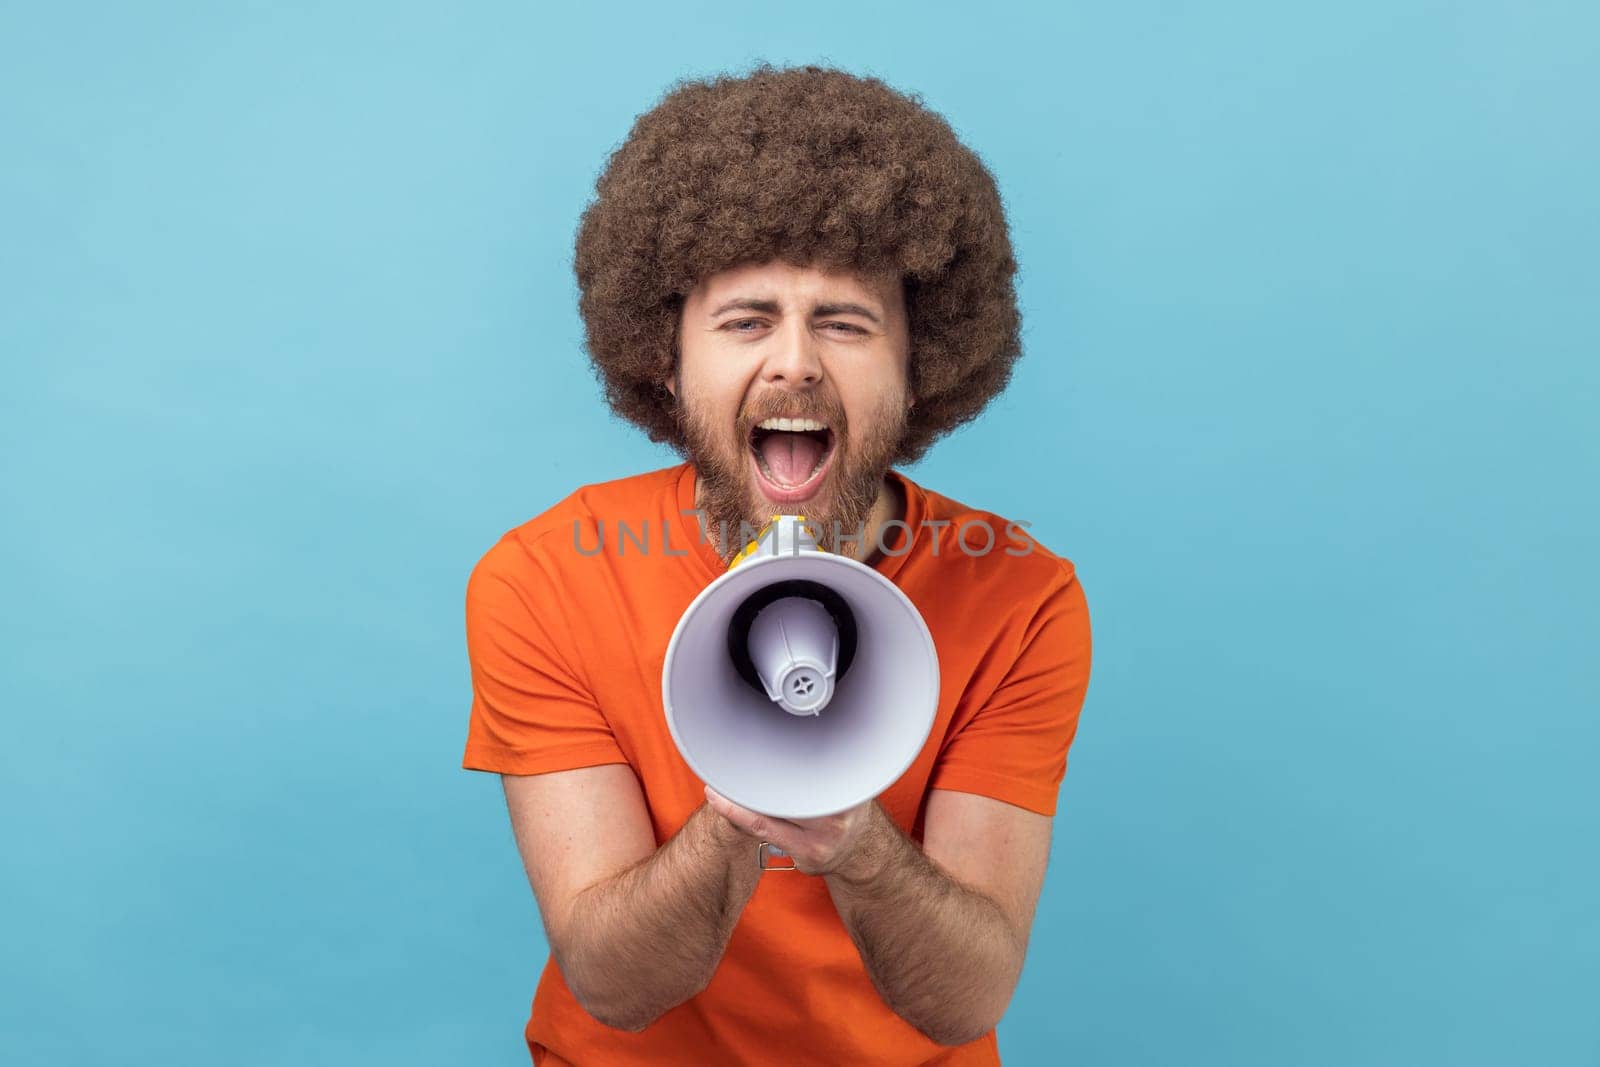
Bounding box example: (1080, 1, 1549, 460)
(573, 63, 1022, 464)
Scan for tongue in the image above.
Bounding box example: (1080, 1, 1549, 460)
(758, 431, 825, 486)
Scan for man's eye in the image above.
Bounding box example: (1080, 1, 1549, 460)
(726, 319, 762, 332)
(824, 322, 864, 334)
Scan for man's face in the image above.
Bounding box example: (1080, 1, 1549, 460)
(669, 260, 912, 559)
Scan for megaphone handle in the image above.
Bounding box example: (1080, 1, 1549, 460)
(758, 841, 798, 872)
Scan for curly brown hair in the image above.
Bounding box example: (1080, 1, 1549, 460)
(573, 64, 1021, 464)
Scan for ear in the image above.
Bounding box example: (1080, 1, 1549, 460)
(664, 372, 678, 399)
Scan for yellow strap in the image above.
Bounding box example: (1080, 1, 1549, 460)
(728, 515, 808, 570)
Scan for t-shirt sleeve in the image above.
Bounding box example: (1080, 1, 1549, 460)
(927, 564, 1093, 816)
(460, 535, 629, 776)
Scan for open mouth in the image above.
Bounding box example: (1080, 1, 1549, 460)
(747, 417, 836, 503)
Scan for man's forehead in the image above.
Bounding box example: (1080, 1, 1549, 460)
(689, 260, 899, 308)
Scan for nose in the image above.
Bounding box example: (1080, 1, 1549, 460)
(759, 319, 824, 389)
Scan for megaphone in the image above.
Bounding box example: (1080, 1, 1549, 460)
(663, 515, 939, 819)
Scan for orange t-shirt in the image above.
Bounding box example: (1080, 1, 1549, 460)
(461, 463, 1093, 1066)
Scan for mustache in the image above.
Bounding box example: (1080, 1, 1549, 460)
(737, 394, 847, 435)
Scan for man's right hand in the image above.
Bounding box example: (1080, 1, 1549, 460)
(501, 767, 762, 1032)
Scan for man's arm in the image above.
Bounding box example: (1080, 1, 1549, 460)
(502, 765, 763, 1032)
(704, 785, 1051, 1047)
(826, 790, 1051, 1046)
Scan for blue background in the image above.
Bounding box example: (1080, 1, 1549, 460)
(4, 2, 1596, 1064)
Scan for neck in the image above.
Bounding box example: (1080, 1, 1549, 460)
(853, 474, 906, 566)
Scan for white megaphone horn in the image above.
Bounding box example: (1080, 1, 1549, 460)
(662, 515, 939, 820)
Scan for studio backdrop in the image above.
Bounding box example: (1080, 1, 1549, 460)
(3, 2, 1596, 1065)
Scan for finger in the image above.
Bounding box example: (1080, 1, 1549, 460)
(703, 785, 744, 826)
(704, 786, 768, 838)
(704, 786, 804, 847)
(784, 798, 875, 835)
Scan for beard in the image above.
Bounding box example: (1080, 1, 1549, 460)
(673, 386, 908, 562)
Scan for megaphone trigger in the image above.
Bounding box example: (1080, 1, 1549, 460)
(758, 842, 798, 871)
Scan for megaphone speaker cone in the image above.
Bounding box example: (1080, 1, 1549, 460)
(663, 549, 939, 820)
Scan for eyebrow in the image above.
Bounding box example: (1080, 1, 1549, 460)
(708, 298, 882, 325)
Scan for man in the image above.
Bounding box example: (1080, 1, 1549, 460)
(462, 65, 1093, 1065)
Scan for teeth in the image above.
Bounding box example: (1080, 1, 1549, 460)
(756, 417, 829, 432)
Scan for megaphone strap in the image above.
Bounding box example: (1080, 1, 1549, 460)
(728, 514, 817, 570)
